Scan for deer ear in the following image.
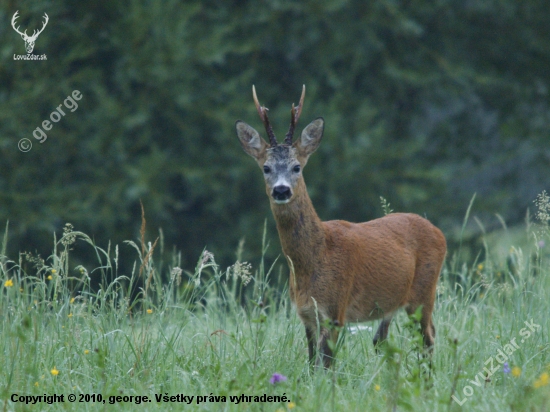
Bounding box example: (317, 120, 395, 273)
(295, 118, 324, 157)
(236, 121, 268, 161)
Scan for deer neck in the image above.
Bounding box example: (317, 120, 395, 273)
(270, 179, 325, 278)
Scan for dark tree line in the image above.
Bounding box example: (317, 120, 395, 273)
(1, 0, 548, 270)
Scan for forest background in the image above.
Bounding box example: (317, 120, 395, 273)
(1, 0, 549, 271)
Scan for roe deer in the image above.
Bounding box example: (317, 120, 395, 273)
(235, 85, 447, 368)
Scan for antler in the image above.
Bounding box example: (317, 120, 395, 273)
(284, 85, 306, 145)
(11, 11, 26, 37)
(252, 85, 278, 147)
(32, 13, 50, 37)
(29, 13, 49, 40)
(11, 11, 48, 40)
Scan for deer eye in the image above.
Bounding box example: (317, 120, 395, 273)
(292, 165, 301, 173)
(263, 165, 271, 174)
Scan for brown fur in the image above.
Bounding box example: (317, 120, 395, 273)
(270, 178, 446, 367)
(236, 88, 446, 368)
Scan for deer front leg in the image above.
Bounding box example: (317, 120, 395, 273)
(305, 326, 316, 365)
(305, 324, 336, 369)
(316, 326, 341, 369)
(317, 327, 332, 369)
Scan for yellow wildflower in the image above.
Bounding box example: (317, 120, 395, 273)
(50, 367, 59, 376)
(34, 382, 39, 387)
(374, 384, 381, 391)
(47, 275, 52, 280)
(288, 402, 296, 409)
(4, 279, 13, 287)
(70, 297, 75, 304)
(51, 269, 57, 274)
(147, 309, 153, 314)
(511, 366, 521, 377)
(84, 350, 90, 355)
(477, 263, 484, 271)
(68, 313, 73, 318)
(534, 372, 549, 389)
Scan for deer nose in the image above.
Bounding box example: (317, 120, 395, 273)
(272, 185, 292, 201)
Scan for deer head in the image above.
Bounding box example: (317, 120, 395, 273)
(12, 11, 49, 54)
(236, 85, 324, 204)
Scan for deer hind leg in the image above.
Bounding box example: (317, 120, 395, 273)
(409, 256, 443, 351)
(373, 315, 393, 350)
(420, 307, 435, 350)
(406, 303, 435, 351)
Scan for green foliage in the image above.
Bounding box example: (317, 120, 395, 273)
(1, 213, 550, 411)
(1, 0, 549, 269)
(379, 196, 393, 216)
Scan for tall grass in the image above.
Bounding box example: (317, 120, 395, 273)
(1, 202, 549, 411)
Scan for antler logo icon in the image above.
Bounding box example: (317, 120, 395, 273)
(12, 10, 49, 54)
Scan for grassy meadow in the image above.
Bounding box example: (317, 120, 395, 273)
(1, 199, 550, 412)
